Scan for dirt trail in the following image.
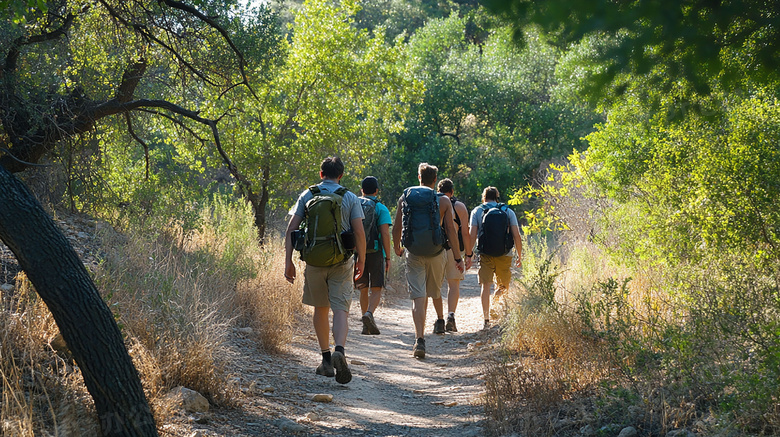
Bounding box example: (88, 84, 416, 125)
(197, 269, 494, 436)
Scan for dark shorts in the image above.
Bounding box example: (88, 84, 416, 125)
(354, 251, 385, 289)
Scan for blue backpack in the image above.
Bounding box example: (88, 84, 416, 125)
(401, 187, 444, 257)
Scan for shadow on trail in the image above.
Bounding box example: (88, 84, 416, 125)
(282, 269, 488, 436)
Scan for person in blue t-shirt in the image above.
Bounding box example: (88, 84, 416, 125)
(354, 176, 393, 335)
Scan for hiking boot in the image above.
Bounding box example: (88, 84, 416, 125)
(445, 315, 457, 332)
(361, 312, 380, 335)
(433, 318, 446, 334)
(315, 360, 335, 378)
(332, 351, 352, 384)
(413, 338, 426, 358)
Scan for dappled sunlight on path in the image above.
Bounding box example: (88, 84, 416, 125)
(282, 269, 490, 436)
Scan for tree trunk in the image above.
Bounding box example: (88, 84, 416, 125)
(0, 165, 158, 437)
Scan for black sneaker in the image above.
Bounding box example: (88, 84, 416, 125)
(332, 351, 352, 384)
(413, 338, 426, 358)
(433, 318, 446, 334)
(445, 315, 457, 332)
(362, 312, 380, 335)
(315, 360, 335, 377)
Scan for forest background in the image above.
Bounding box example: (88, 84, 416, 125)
(1, 0, 780, 435)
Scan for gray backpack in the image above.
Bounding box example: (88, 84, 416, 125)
(401, 187, 444, 257)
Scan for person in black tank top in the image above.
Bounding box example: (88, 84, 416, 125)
(436, 178, 473, 333)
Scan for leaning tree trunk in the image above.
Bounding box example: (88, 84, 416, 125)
(0, 166, 158, 437)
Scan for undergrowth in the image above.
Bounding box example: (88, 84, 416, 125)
(0, 197, 301, 434)
(484, 233, 780, 436)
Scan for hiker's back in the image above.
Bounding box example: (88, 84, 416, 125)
(477, 203, 513, 257)
(401, 186, 443, 257)
(359, 196, 380, 253)
(299, 185, 353, 267)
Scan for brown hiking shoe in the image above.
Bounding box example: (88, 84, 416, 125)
(413, 338, 426, 358)
(361, 312, 380, 335)
(433, 318, 445, 334)
(332, 351, 352, 384)
(445, 315, 457, 332)
(315, 360, 334, 378)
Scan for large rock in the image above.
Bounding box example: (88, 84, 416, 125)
(167, 386, 209, 413)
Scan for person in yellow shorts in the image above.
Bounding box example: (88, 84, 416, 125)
(468, 187, 523, 329)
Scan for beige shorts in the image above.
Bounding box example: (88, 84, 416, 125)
(405, 250, 446, 300)
(302, 258, 354, 311)
(478, 254, 512, 294)
(444, 249, 465, 281)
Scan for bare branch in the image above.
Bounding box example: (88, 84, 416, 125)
(160, 0, 258, 100)
(4, 13, 76, 73)
(124, 112, 150, 180)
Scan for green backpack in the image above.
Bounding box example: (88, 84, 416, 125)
(299, 185, 350, 267)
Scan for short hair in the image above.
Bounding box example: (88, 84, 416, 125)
(482, 186, 500, 202)
(321, 156, 344, 179)
(361, 176, 379, 195)
(418, 163, 438, 186)
(437, 178, 454, 194)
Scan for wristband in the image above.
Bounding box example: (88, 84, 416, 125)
(466, 253, 473, 258)
(454, 258, 462, 263)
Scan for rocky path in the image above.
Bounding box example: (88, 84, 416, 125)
(191, 269, 494, 437)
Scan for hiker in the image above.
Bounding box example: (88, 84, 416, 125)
(435, 178, 473, 333)
(468, 186, 523, 329)
(284, 156, 366, 384)
(392, 163, 464, 358)
(355, 176, 393, 335)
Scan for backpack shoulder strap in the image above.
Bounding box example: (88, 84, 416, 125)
(309, 185, 321, 195)
(334, 187, 348, 196)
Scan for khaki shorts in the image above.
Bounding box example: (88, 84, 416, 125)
(303, 258, 354, 311)
(444, 249, 465, 281)
(405, 250, 446, 300)
(478, 254, 512, 295)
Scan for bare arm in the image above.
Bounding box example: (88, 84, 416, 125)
(469, 224, 478, 257)
(351, 217, 367, 280)
(511, 225, 523, 268)
(440, 200, 464, 272)
(284, 214, 304, 283)
(392, 197, 404, 257)
(379, 223, 392, 272)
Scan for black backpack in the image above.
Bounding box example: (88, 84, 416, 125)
(477, 203, 514, 257)
(437, 194, 466, 252)
(401, 187, 444, 257)
(360, 196, 380, 253)
(451, 196, 466, 252)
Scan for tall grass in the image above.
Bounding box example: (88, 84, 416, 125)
(1, 272, 98, 436)
(485, 217, 780, 434)
(0, 197, 302, 433)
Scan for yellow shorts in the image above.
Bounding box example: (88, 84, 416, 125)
(478, 254, 512, 294)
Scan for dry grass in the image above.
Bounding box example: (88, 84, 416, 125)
(1, 272, 99, 436)
(233, 239, 302, 353)
(483, 239, 692, 436)
(0, 199, 305, 434)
